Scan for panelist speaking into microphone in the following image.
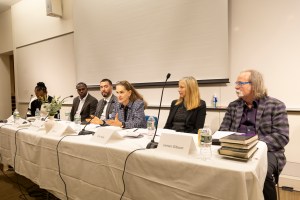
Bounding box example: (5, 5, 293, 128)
(164, 76, 206, 134)
(89, 80, 147, 129)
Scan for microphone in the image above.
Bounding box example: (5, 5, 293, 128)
(146, 73, 171, 149)
(78, 115, 96, 135)
(61, 95, 73, 102)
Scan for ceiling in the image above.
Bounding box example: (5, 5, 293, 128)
(0, 0, 21, 13)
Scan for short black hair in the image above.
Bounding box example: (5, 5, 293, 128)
(76, 82, 87, 88)
(100, 79, 112, 85)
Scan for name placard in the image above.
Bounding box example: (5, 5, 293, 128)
(92, 126, 122, 144)
(47, 123, 76, 136)
(157, 132, 197, 156)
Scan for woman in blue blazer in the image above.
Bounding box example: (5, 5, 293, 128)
(164, 76, 206, 133)
(90, 80, 147, 129)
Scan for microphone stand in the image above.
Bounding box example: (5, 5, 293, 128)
(78, 115, 96, 135)
(146, 73, 171, 149)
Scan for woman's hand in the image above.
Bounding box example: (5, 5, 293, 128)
(86, 115, 104, 125)
(106, 113, 122, 127)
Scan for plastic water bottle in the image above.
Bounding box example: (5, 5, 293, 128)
(35, 108, 41, 121)
(65, 111, 71, 121)
(74, 112, 81, 130)
(212, 94, 218, 108)
(13, 109, 20, 124)
(198, 126, 212, 160)
(147, 116, 156, 137)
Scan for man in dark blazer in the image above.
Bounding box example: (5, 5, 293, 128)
(219, 70, 289, 200)
(94, 79, 117, 120)
(70, 82, 98, 122)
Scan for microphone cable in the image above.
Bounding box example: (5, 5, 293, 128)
(13, 128, 30, 200)
(120, 148, 146, 200)
(56, 134, 82, 200)
(1, 123, 33, 199)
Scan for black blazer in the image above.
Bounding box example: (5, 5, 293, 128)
(30, 96, 59, 118)
(70, 94, 98, 122)
(164, 100, 206, 134)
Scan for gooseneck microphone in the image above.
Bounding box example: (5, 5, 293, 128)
(61, 95, 74, 102)
(78, 115, 96, 135)
(146, 73, 171, 149)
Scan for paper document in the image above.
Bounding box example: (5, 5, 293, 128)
(212, 131, 235, 139)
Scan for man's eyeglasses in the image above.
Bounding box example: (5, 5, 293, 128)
(235, 81, 251, 86)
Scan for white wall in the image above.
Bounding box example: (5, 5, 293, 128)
(0, 9, 13, 54)
(11, 0, 73, 47)
(0, 56, 12, 119)
(11, 0, 76, 114)
(0, 9, 13, 119)
(229, 0, 300, 190)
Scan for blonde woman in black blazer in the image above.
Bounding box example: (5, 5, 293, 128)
(164, 76, 206, 134)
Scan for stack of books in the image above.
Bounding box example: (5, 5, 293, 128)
(218, 132, 259, 161)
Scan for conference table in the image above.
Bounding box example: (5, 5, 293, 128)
(0, 121, 267, 200)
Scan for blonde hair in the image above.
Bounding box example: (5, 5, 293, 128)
(241, 69, 268, 98)
(116, 80, 148, 109)
(176, 76, 201, 110)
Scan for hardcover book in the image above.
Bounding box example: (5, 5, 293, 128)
(218, 146, 258, 159)
(219, 132, 258, 145)
(220, 140, 258, 150)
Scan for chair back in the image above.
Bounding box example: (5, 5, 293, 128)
(145, 115, 158, 127)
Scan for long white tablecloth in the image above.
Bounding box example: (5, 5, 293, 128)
(0, 122, 267, 200)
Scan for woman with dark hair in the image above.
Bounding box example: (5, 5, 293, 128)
(90, 80, 147, 128)
(30, 82, 58, 118)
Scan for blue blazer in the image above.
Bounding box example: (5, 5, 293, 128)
(110, 99, 147, 129)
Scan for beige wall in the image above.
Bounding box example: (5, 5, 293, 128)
(11, 0, 73, 48)
(0, 9, 13, 118)
(0, 9, 13, 54)
(228, 0, 300, 189)
(0, 56, 12, 118)
(10, 0, 76, 115)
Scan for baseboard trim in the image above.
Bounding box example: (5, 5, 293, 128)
(279, 175, 300, 191)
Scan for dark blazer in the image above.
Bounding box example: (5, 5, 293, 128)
(219, 96, 289, 172)
(70, 93, 98, 122)
(164, 99, 206, 134)
(95, 94, 118, 120)
(30, 96, 59, 118)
